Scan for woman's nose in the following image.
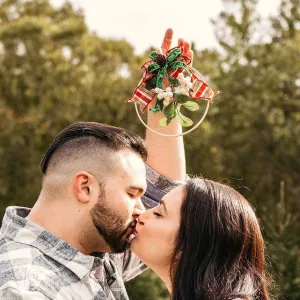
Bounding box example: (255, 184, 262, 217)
(138, 210, 150, 225)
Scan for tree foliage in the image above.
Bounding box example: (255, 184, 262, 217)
(0, 0, 299, 299)
(0, 0, 143, 211)
(189, 1, 300, 298)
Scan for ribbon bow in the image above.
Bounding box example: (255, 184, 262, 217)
(144, 48, 189, 89)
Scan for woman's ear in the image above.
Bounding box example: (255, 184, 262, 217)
(175, 250, 183, 263)
(72, 171, 95, 203)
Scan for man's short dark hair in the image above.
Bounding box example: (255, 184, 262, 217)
(40, 122, 147, 175)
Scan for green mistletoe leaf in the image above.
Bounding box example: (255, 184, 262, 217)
(159, 117, 169, 127)
(176, 94, 190, 104)
(183, 101, 199, 111)
(176, 108, 193, 127)
(163, 102, 176, 121)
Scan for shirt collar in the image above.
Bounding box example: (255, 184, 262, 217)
(1, 206, 97, 279)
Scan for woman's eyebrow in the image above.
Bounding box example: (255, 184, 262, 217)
(159, 199, 168, 214)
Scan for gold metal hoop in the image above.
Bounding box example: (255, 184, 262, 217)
(135, 101, 210, 137)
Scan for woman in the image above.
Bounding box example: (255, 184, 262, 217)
(131, 178, 270, 299)
(136, 29, 270, 299)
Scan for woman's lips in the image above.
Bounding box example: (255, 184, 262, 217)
(134, 223, 140, 235)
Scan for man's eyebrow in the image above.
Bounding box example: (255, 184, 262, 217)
(128, 185, 146, 194)
(159, 199, 168, 213)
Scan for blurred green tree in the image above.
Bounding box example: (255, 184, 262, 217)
(125, 270, 169, 300)
(261, 181, 300, 298)
(0, 0, 142, 212)
(188, 0, 300, 298)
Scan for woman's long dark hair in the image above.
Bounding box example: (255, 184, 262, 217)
(170, 178, 270, 300)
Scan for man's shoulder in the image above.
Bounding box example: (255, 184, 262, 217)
(0, 235, 61, 287)
(0, 235, 79, 299)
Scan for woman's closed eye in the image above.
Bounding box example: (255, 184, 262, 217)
(153, 211, 162, 218)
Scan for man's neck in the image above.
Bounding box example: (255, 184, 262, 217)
(26, 198, 92, 255)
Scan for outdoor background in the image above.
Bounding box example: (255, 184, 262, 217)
(0, 0, 299, 299)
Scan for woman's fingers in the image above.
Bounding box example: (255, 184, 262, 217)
(179, 39, 193, 65)
(161, 28, 173, 55)
(183, 40, 191, 55)
(178, 38, 184, 48)
(163, 34, 193, 63)
(188, 49, 193, 65)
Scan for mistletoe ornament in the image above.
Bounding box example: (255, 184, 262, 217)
(126, 47, 220, 127)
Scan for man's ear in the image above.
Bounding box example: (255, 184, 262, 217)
(72, 171, 98, 203)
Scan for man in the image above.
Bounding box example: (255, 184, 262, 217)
(0, 122, 180, 299)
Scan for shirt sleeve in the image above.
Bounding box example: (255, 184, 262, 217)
(109, 249, 148, 282)
(141, 164, 185, 209)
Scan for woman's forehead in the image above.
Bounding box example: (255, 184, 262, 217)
(162, 185, 186, 214)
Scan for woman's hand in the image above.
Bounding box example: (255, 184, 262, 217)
(161, 28, 193, 65)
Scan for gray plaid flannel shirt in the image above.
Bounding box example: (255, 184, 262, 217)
(0, 165, 181, 300)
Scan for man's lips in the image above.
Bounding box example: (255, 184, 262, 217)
(125, 219, 139, 243)
(125, 221, 137, 237)
(125, 226, 134, 236)
(134, 224, 139, 235)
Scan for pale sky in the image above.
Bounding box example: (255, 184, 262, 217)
(51, 0, 280, 54)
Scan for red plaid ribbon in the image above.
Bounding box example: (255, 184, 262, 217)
(126, 47, 220, 112)
(126, 79, 156, 112)
(188, 68, 221, 101)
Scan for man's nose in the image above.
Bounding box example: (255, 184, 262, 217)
(132, 197, 145, 218)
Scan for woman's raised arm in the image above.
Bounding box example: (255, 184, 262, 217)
(145, 29, 193, 182)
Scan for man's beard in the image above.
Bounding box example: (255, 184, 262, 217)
(90, 196, 135, 253)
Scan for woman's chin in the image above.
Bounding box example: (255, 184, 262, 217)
(130, 236, 144, 258)
(129, 235, 137, 250)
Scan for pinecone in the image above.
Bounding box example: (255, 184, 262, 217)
(155, 54, 166, 67)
